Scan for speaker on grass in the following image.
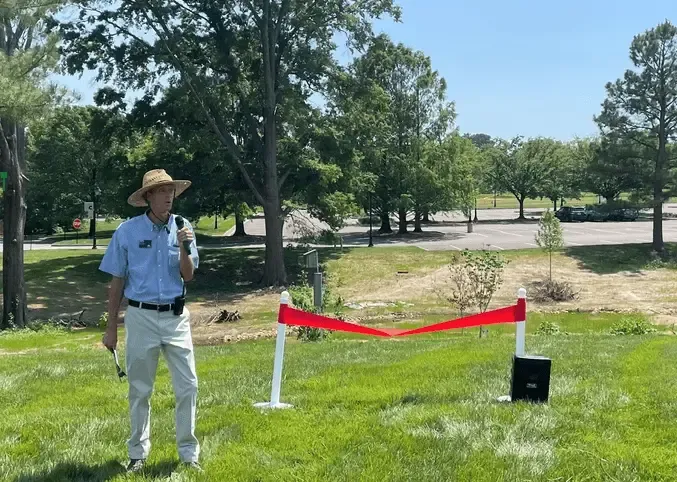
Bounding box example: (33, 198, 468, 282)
(510, 354, 551, 403)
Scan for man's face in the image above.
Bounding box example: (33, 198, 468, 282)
(146, 185, 175, 214)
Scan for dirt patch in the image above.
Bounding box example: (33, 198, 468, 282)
(339, 256, 677, 323)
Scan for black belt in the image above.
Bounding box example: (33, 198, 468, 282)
(128, 300, 175, 312)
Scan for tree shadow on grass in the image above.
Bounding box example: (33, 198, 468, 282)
(17, 253, 112, 324)
(14, 459, 127, 482)
(564, 243, 677, 274)
(15, 459, 180, 481)
(190, 246, 349, 297)
(6, 247, 352, 323)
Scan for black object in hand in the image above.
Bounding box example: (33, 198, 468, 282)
(109, 348, 126, 381)
(174, 215, 192, 254)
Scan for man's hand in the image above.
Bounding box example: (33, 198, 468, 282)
(177, 227, 194, 250)
(102, 325, 118, 351)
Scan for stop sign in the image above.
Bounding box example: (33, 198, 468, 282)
(73, 218, 82, 230)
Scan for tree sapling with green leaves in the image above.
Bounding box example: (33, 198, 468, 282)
(535, 209, 564, 281)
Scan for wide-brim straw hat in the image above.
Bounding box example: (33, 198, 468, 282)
(127, 169, 191, 207)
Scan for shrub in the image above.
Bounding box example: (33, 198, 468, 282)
(610, 316, 657, 335)
(531, 280, 577, 302)
(535, 319, 561, 335)
(98, 312, 109, 330)
(288, 282, 344, 342)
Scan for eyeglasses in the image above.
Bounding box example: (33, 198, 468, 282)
(109, 348, 126, 381)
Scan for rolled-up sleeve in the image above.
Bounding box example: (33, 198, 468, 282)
(99, 226, 128, 278)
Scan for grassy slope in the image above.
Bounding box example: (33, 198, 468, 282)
(2, 245, 677, 479)
(3, 243, 677, 324)
(1, 322, 676, 481)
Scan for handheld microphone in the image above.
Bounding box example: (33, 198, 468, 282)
(174, 215, 192, 254)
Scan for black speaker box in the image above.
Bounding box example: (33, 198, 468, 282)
(510, 354, 551, 403)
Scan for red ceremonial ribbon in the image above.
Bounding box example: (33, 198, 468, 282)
(278, 297, 526, 338)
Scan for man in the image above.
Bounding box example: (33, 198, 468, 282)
(100, 169, 201, 473)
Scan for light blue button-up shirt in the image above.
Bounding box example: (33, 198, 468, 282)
(99, 213, 199, 304)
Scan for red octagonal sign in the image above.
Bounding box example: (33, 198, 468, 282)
(73, 218, 82, 230)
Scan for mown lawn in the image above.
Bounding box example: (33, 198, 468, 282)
(1, 314, 676, 481)
(50, 216, 235, 247)
(3, 244, 677, 324)
(476, 193, 603, 210)
(194, 215, 235, 237)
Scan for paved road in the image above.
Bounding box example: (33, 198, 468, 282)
(5, 207, 677, 252)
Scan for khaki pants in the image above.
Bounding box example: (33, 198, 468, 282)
(124, 305, 199, 462)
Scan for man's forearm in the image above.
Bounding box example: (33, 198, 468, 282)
(107, 277, 125, 327)
(180, 248, 195, 281)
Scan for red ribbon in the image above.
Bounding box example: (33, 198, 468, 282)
(278, 297, 526, 338)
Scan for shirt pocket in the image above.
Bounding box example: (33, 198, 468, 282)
(168, 244, 181, 269)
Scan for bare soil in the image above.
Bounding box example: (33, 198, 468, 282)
(340, 256, 677, 323)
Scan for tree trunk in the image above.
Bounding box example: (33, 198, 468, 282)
(398, 207, 408, 234)
(91, 200, 98, 249)
(262, 202, 286, 285)
(414, 209, 422, 233)
(653, 121, 667, 253)
(553, 199, 557, 211)
(260, 4, 286, 286)
(88, 168, 96, 239)
(422, 209, 430, 223)
(518, 197, 525, 220)
(653, 195, 664, 252)
(234, 211, 246, 236)
(214, 214, 218, 230)
(1, 122, 27, 328)
(379, 210, 392, 234)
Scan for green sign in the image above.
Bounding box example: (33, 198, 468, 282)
(0, 172, 5, 191)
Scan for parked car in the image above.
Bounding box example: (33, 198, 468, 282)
(555, 206, 587, 222)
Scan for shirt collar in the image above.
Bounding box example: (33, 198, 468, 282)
(145, 211, 173, 233)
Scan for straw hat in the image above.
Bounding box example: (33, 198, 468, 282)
(127, 169, 191, 207)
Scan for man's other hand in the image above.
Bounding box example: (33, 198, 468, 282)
(103, 326, 118, 351)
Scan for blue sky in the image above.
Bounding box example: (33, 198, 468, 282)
(55, 0, 677, 141)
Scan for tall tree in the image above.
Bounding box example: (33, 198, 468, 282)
(595, 21, 677, 252)
(332, 35, 454, 234)
(488, 137, 556, 220)
(538, 140, 579, 210)
(56, 0, 400, 285)
(576, 137, 643, 202)
(27, 106, 129, 240)
(1, 0, 62, 328)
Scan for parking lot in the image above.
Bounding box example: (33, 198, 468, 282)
(411, 220, 677, 251)
(283, 208, 677, 251)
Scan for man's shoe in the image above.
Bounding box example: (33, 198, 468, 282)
(126, 459, 145, 473)
(182, 461, 203, 472)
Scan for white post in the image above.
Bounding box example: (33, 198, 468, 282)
(254, 291, 293, 409)
(515, 288, 527, 357)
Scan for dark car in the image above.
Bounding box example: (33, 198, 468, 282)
(555, 206, 587, 222)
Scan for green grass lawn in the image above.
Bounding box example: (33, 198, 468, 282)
(1, 315, 676, 481)
(3, 244, 677, 479)
(50, 216, 235, 247)
(476, 192, 627, 210)
(3, 243, 677, 324)
(49, 219, 124, 247)
(194, 215, 235, 237)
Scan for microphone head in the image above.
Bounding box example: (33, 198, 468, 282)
(175, 215, 185, 230)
